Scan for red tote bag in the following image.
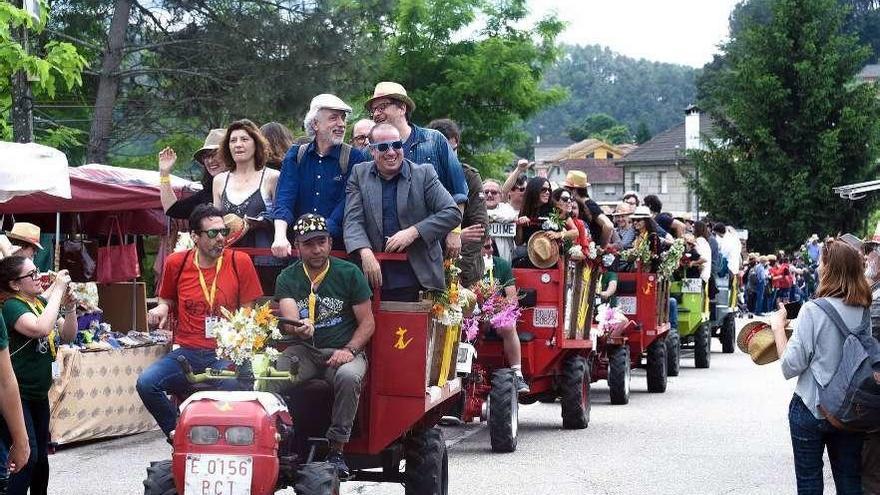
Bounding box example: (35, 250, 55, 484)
(97, 217, 140, 284)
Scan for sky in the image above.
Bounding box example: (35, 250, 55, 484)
(527, 0, 742, 68)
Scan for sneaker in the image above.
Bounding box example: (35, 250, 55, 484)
(514, 374, 530, 394)
(326, 451, 351, 481)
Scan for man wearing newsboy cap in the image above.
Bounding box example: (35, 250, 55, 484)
(272, 94, 370, 255)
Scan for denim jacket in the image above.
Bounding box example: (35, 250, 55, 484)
(403, 124, 469, 204)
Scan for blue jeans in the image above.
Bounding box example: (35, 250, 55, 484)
(755, 281, 766, 314)
(136, 348, 236, 436)
(0, 398, 50, 495)
(668, 297, 678, 332)
(789, 395, 863, 494)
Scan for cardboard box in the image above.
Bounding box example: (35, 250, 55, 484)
(96, 282, 147, 332)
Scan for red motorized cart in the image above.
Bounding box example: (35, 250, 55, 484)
(143, 253, 460, 495)
(457, 258, 594, 452)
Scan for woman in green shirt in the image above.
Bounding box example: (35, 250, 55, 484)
(0, 312, 31, 486)
(0, 256, 77, 494)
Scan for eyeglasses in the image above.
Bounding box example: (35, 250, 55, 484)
(14, 269, 39, 281)
(484, 190, 500, 196)
(353, 135, 369, 143)
(199, 228, 230, 239)
(370, 101, 397, 115)
(369, 140, 403, 152)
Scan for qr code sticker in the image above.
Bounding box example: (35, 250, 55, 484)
(533, 307, 558, 328)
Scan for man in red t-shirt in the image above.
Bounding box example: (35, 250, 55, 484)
(137, 204, 264, 437)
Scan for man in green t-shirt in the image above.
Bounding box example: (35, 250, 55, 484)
(272, 214, 374, 480)
(481, 239, 528, 393)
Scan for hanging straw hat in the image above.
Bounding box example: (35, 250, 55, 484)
(563, 170, 590, 189)
(365, 82, 417, 114)
(527, 231, 560, 269)
(6, 223, 43, 250)
(736, 320, 793, 365)
(193, 129, 226, 164)
(223, 214, 249, 247)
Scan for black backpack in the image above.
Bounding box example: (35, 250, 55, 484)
(814, 298, 880, 433)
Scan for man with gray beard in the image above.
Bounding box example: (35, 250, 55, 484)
(863, 234, 880, 495)
(272, 94, 370, 254)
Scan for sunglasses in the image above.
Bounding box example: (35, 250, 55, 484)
(484, 190, 500, 196)
(559, 195, 572, 202)
(541, 187, 552, 193)
(15, 269, 39, 281)
(199, 228, 230, 239)
(370, 140, 404, 152)
(513, 186, 526, 192)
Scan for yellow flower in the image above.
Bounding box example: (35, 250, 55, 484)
(254, 304, 273, 327)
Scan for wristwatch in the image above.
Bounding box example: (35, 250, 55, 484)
(343, 346, 360, 356)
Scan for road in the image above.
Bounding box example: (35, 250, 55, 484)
(48, 317, 835, 495)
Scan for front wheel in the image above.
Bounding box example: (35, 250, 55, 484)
(294, 462, 340, 495)
(488, 369, 518, 452)
(646, 339, 668, 393)
(404, 428, 449, 495)
(695, 323, 712, 369)
(721, 313, 736, 354)
(143, 460, 177, 495)
(607, 345, 631, 405)
(560, 354, 591, 429)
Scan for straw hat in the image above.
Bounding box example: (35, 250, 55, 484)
(527, 231, 560, 269)
(193, 128, 226, 164)
(563, 170, 590, 189)
(736, 320, 793, 365)
(611, 202, 634, 217)
(365, 82, 416, 114)
(223, 214, 249, 247)
(6, 223, 43, 250)
(629, 206, 653, 219)
(767, 254, 777, 262)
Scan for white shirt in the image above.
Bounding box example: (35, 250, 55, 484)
(695, 237, 712, 282)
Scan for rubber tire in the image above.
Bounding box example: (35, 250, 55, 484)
(666, 328, 681, 377)
(646, 339, 668, 393)
(488, 369, 518, 452)
(560, 355, 591, 429)
(404, 428, 449, 495)
(721, 313, 736, 354)
(294, 462, 340, 495)
(608, 345, 631, 405)
(143, 460, 177, 495)
(537, 396, 557, 404)
(695, 322, 712, 369)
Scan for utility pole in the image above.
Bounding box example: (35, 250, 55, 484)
(11, 0, 35, 143)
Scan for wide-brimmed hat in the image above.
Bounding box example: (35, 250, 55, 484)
(309, 93, 352, 114)
(563, 170, 590, 189)
(629, 206, 653, 219)
(736, 320, 793, 365)
(527, 231, 560, 269)
(6, 223, 43, 250)
(611, 202, 634, 217)
(767, 254, 777, 262)
(222, 214, 249, 247)
(365, 82, 416, 114)
(292, 214, 330, 243)
(193, 128, 226, 164)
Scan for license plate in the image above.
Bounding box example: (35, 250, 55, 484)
(533, 307, 558, 328)
(618, 296, 637, 315)
(488, 222, 516, 238)
(682, 279, 703, 294)
(185, 454, 253, 495)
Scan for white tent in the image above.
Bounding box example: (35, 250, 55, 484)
(0, 141, 72, 203)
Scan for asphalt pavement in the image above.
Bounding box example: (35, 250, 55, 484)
(47, 317, 836, 495)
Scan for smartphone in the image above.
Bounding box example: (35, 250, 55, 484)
(278, 317, 305, 329)
(784, 301, 803, 319)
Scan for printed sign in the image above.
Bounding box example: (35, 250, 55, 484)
(533, 307, 558, 328)
(184, 454, 252, 495)
(682, 278, 703, 294)
(488, 222, 516, 238)
(618, 296, 637, 315)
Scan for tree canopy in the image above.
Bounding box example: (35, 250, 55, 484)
(566, 113, 633, 144)
(692, 0, 880, 251)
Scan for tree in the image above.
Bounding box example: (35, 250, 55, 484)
(1, 0, 87, 144)
(375, 0, 565, 176)
(566, 112, 632, 144)
(692, 0, 880, 252)
(634, 121, 652, 144)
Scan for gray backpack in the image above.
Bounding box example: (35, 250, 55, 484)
(814, 298, 880, 433)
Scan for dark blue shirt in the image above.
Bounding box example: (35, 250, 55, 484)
(403, 124, 469, 204)
(272, 141, 369, 238)
(379, 171, 418, 290)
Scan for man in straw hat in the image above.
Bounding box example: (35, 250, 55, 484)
(272, 94, 369, 255)
(611, 202, 635, 250)
(366, 81, 469, 258)
(344, 123, 462, 301)
(562, 170, 590, 202)
(159, 128, 229, 219)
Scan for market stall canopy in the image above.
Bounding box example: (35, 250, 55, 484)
(0, 163, 198, 235)
(0, 141, 72, 202)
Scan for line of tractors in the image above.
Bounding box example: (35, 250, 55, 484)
(142, 251, 737, 495)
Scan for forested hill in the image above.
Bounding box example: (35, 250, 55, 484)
(527, 44, 699, 142)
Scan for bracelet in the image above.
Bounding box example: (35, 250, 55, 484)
(159, 176, 171, 185)
(452, 226, 462, 234)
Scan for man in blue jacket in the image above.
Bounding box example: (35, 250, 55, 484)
(366, 82, 468, 259)
(272, 94, 369, 255)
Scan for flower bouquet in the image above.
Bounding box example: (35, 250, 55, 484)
(431, 259, 464, 326)
(595, 303, 629, 336)
(462, 278, 522, 342)
(214, 302, 282, 366)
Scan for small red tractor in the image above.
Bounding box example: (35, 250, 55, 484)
(143, 253, 460, 495)
(457, 258, 594, 452)
(589, 271, 672, 405)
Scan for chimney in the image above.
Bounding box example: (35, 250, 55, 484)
(684, 104, 702, 151)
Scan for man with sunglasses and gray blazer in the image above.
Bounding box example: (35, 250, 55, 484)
(344, 123, 462, 302)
